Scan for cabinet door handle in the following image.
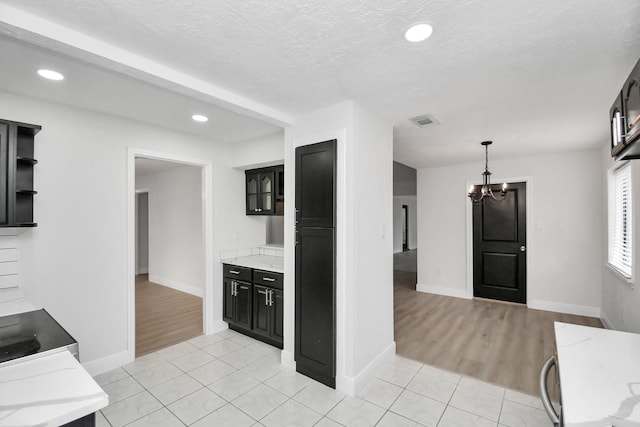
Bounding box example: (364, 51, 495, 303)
(231, 281, 236, 296)
(262, 277, 276, 282)
(269, 290, 273, 306)
(258, 289, 269, 305)
(229, 270, 240, 275)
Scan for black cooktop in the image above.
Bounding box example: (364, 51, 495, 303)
(0, 309, 77, 363)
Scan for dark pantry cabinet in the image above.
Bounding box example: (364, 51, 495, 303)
(0, 119, 41, 228)
(245, 165, 284, 215)
(295, 139, 336, 388)
(223, 263, 283, 348)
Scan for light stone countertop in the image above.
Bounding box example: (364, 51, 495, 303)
(0, 349, 108, 426)
(555, 322, 640, 426)
(221, 254, 284, 273)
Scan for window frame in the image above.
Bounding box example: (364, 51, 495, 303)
(607, 161, 633, 285)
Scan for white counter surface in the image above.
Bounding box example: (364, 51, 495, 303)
(555, 322, 640, 426)
(222, 254, 284, 273)
(0, 349, 108, 426)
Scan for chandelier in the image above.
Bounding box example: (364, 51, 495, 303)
(468, 141, 507, 203)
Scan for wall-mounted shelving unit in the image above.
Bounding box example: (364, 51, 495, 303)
(0, 119, 41, 228)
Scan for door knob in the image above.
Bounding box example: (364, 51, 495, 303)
(520, 246, 526, 252)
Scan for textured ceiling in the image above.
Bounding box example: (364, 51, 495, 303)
(0, 36, 282, 144)
(1, 0, 640, 167)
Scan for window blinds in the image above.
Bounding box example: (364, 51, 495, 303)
(608, 162, 632, 278)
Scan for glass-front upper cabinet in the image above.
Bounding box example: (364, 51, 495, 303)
(247, 174, 259, 213)
(611, 91, 626, 157)
(611, 58, 640, 160)
(623, 64, 640, 146)
(246, 167, 281, 215)
(261, 174, 273, 212)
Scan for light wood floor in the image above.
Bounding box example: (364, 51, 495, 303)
(135, 274, 203, 357)
(393, 270, 602, 396)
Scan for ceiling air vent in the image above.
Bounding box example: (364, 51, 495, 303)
(409, 114, 439, 128)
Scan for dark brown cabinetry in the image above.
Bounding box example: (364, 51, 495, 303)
(223, 265, 253, 330)
(245, 165, 283, 215)
(295, 140, 336, 388)
(624, 61, 640, 146)
(611, 58, 640, 159)
(222, 263, 283, 348)
(0, 119, 40, 227)
(252, 270, 284, 346)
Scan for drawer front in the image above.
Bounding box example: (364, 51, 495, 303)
(253, 269, 283, 289)
(223, 264, 252, 281)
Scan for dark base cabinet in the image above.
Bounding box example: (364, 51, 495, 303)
(223, 264, 283, 349)
(223, 277, 252, 330)
(63, 413, 95, 427)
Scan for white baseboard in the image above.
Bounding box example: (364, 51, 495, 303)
(137, 267, 149, 274)
(82, 350, 132, 377)
(336, 341, 396, 396)
(528, 299, 601, 318)
(206, 320, 228, 336)
(149, 275, 203, 298)
(600, 315, 614, 330)
(416, 283, 471, 300)
(281, 350, 296, 370)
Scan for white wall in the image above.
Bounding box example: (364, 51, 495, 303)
(393, 161, 417, 196)
(4, 90, 268, 369)
(393, 196, 417, 253)
(350, 102, 395, 377)
(418, 149, 603, 317)
(230, 131, 284, 169)
(284, 100, 394, 394)
(136, 165, 203, 296)
(601, 147, 640, 332)
(0, 233, 18, 290)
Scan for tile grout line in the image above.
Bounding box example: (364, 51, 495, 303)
(98, 335, 547, 427)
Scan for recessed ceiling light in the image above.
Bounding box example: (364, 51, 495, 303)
(37, 69, 64, 81)
(192, 114, 208, 122)
(404, 23, 434, 42)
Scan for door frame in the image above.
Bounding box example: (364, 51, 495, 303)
(135, 190, 150, 275)
(465, 175, 532, 301)
(126, 147, 214, 361)
(402, 204, 409, 251)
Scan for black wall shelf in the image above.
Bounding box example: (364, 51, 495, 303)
(0, 118, 41, 228)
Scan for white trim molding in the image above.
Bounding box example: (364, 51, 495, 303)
(528, 299, 601, 318)
(126, 147, 214, 361)
(148, 275, 203, 298)
(82, 351, 131, 377)
(336, 341, 396, 396)
(416, 283, 471, 300)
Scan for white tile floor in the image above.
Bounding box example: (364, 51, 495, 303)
(93, 329, 551, 426)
